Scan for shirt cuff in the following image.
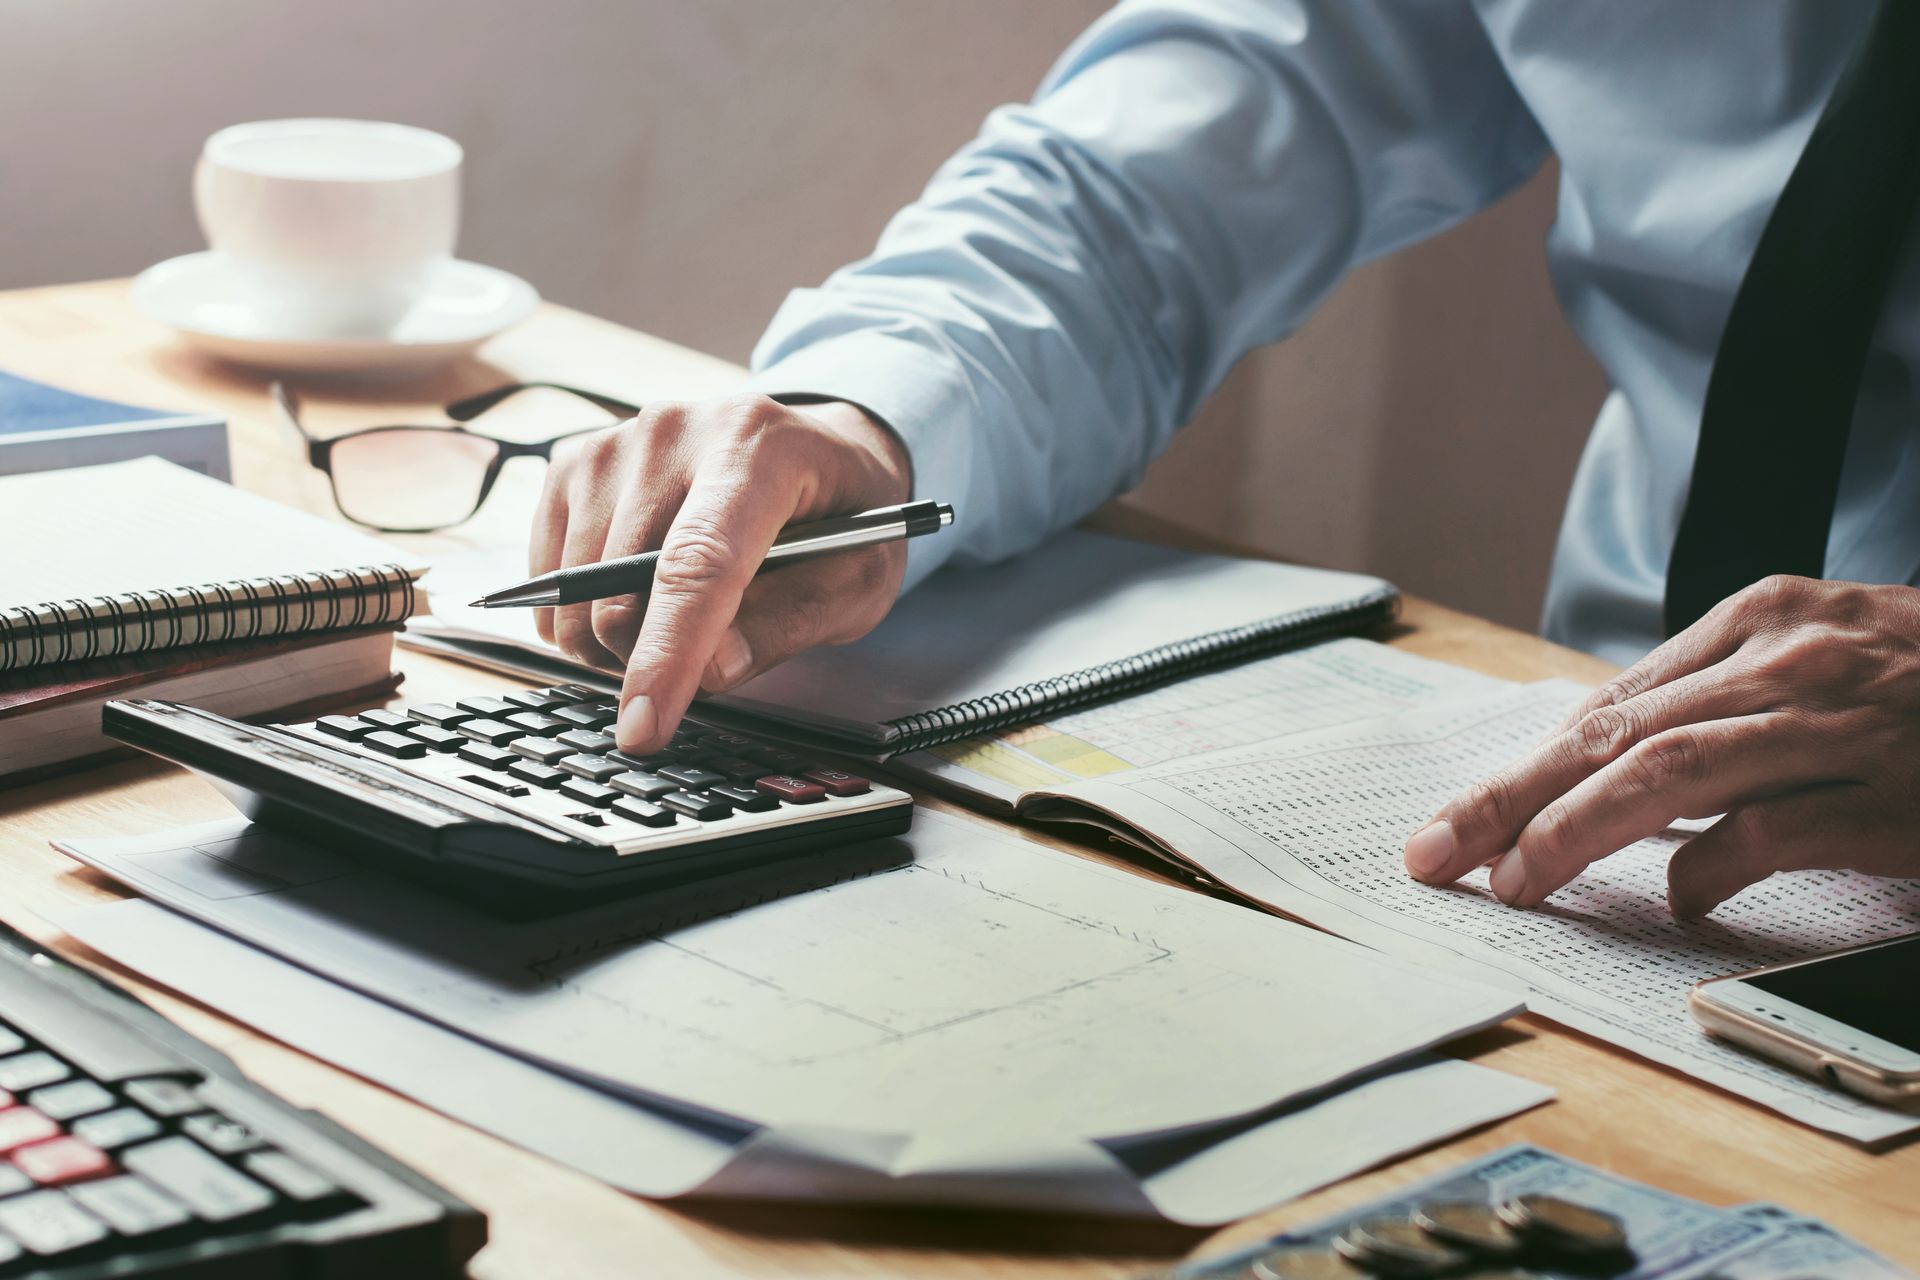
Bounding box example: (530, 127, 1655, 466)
(747, 333, 977, 593)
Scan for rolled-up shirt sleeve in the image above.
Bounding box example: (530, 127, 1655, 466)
(749, 0, 1547, 589)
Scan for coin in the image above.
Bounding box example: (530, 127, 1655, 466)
(1247, 1245, 1368, 1280)
(1333, 1217, 1469, 1276)
(1495, 1194, 1630, 1254)
(1412, 1201, 1523, 1256)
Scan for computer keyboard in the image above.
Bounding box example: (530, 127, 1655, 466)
(104, 683, 913, 913)
(0, 921, 482, 1276)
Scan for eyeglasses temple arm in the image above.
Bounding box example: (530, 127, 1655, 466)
(443, 381, 642, 422)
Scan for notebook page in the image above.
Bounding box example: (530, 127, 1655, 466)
(1038, 682, 1920, 1142)
(0, 457, 423, 608)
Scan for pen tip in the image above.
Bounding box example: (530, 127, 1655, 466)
(468, 597, 490, 609)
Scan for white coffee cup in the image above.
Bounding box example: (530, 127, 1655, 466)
(194, 118, 462, 338)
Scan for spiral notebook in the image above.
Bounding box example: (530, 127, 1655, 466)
(407, 530, 1399, 758)
(0, 456, 428, 674)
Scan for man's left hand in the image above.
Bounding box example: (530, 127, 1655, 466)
(1402, 575, 1920, 917)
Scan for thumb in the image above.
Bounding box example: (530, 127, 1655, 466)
(700, 547, 899, 694)
(1665, 786, 1865, 918)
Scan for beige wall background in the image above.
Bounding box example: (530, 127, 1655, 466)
(2, 0, 1606, 633)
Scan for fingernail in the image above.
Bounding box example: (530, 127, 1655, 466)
(1489, 849, 1530, 905)
(1404, 820, 1456, 879)
(616, 695, 656, 752)
(709, 627, 753, 688)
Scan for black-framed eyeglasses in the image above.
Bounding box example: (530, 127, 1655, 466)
(272, 381, 641, 533)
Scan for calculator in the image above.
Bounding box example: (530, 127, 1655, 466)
(103, 684, 912, 913)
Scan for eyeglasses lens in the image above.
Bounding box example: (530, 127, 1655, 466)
(327, 429, 500, 530)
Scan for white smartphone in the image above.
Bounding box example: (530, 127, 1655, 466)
(1690, 931, 1920, 1106)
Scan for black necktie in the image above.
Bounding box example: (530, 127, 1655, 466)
(1663, 0, 1920, 636)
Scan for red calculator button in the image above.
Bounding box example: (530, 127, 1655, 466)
(13, 1137, 113, 1186)
(754, 775, 826, 804)
(802, 768, 870, 797)
(0, 1108, 59, 1153)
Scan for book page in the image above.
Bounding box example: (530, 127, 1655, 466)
(1038, 683, 1920, 1141)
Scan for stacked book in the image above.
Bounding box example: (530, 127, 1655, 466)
(0, 457, 427, 782)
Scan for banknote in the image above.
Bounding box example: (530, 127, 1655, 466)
(1669, 1205, 1916, 1280)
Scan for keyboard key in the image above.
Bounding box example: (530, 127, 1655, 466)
(504, 710, 570, 736)
(455, 695, 517, 718)
(657, 765, 726, 790)
(755, 774, 826, 804)
(313, 715, 373, 741)
(457, 742, 518, 770)
(122, 1137, 276, 1222)
(71, 1109, 161, 1151)
(26, 1080, 113, 1122)
(407, 702, 474, 727)
(0, 1190, 110, 1255)
(456, 717, 525, 746)
(0, 1107, 58, 1153)
(608, 770, 675, 800)
(552, 703, 617, 729)
(361, 730, 428, 759)
(710, 784, 779, 812)
(610, 798, 676, 828)
(182, 1113, 264, 1156)
(804, 768, 871, 797)
(359, 709, 413, 731)
(13, 1137, 113, 1186)
(502, 688, 571, 711)
(124, 1079, 201, 1118)
(558, 754, 625, 783)
(463, 773, 531, 798)
(405, 724, 465, 752)
(558, 779, 618, 808)
(67, 1175, 191, 1236)
(507, 760, 567, 789)
(659, 791, 731, 821)
(509, 736, 574, 765)
(244, 1151, 344, 1204)
(556, 729, 617, 755)
(0, 1054, 69, 1093)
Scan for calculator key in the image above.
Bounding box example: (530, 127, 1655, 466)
(558, 779, 618, 808)
(455, 695, 517, 718)
(657, 743, 715, 763)
(457, 742, 518, 770)
(803, 768, 871, 797)
(314, 715, 373, 741)
(362, 730, 428, 759)
(26, 1080, 113, 1122)
(0, 1107, 60, 1152)
(13, 1136, 114, 1186)
(0, 1164, 31, 1196)
(456, 718, 525, 746)
(755, 775, 827, 804)
(760, 750, 815, 774)
(406, 702, 475, 727)
(0, 1026, 24, 1056)
(609, 750, 674, 772)
(0, 1054, 69, 1093)
(550, 683, 604, 703)
(502, 688, 571, 711)
(552, 703, 617, 729)
(67, 1175, 191, 1236)
(657, 765, 727, 790)
(609, 770, 675, 800)
(244, 1150, 344, 1204)
(464, 773, 532, 798)
(182, 1113, 264, 1156)
(556, 729, 617, 755)
(507, 760, 567, 789)
(659, 791, 732, 821)
(706, 756, 767, 783)
(504, 710, 570, 736)
(710, 784, 779, 812)
(122, 1137, 276, 1222)
(406, 723, 466, 752)
(559, 754, 626, 783)
(610, 798, 677, 828)
(123, 1078, 200, 1118)
(509, 736, 574, 765)
(71, 1109, 161, 1151)
(0, 1189, 110, 1255)
(700, 732, 761, 754)
(359, 708, 413, 731)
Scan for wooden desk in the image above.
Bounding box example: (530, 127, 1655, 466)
(0, 280, 1911, 1278)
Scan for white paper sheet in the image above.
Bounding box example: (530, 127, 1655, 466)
(1033, 682, 1920, 1142)
(55, 810, 1523, 1166)
(52, 895, 1550, 1222)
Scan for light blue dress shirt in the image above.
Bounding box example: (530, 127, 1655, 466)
(748, 0, 1915, 665)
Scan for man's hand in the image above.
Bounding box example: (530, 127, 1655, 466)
(1402, 576, 1920, 917)
(529, 394, 912, 755)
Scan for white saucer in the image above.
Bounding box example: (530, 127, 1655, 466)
(132, 252, 539, 378)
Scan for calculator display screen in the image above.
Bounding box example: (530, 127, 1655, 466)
(1748, 934, 1920, 1053)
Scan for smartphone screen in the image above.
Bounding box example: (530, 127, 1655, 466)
(1747, 934, 1920, 1053)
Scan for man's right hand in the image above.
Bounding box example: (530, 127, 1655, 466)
(529, 394, 914, 756)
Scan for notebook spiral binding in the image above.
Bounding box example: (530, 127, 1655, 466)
(882, 586, 1401, 755)
(0, 563, 417, 673)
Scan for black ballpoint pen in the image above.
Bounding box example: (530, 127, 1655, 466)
(470, 500, 956, 609)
